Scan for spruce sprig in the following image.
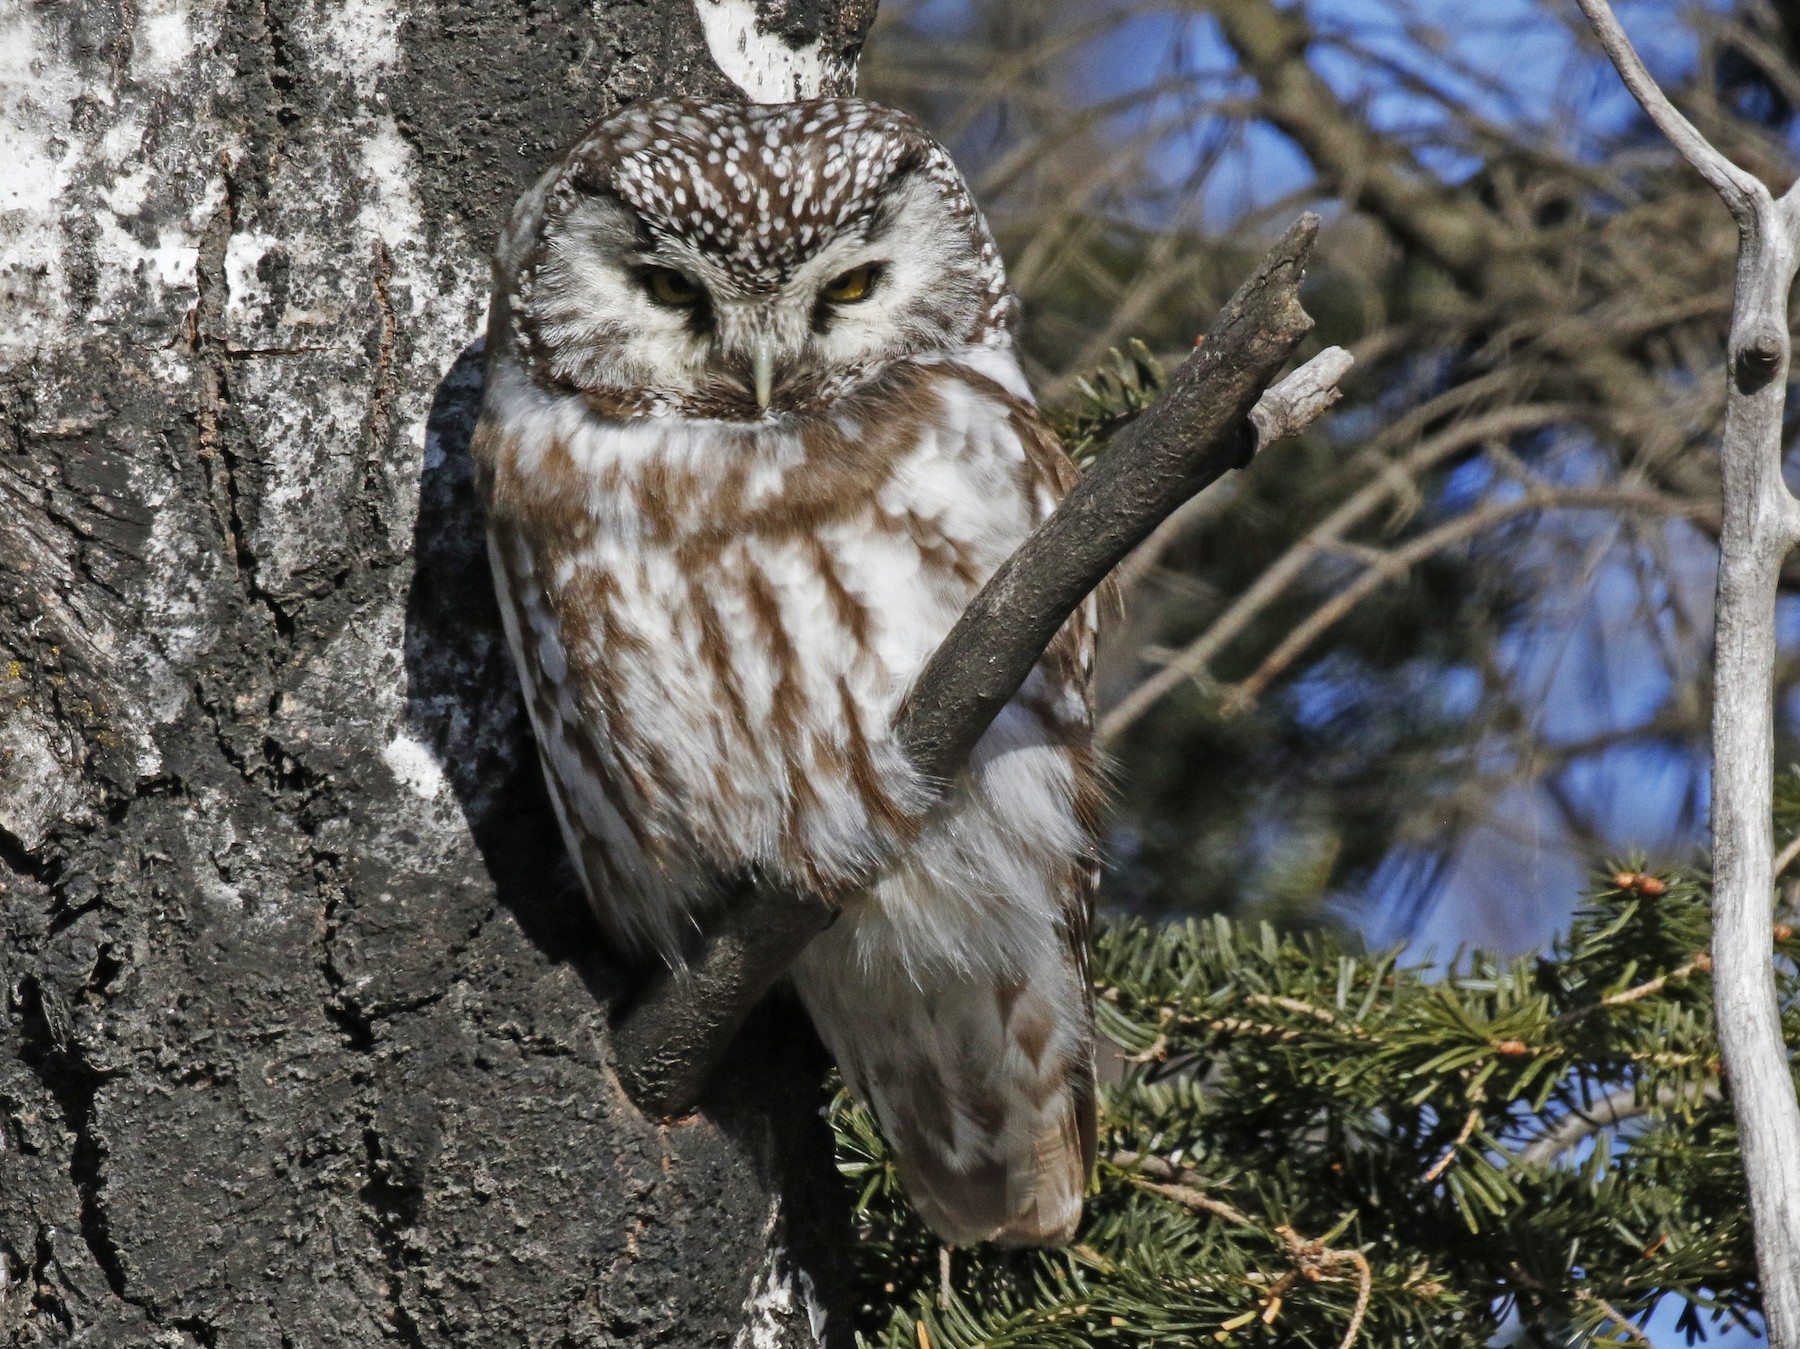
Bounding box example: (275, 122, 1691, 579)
(834, 843, 1800, 1347)
(1051, 339, 1166, 470)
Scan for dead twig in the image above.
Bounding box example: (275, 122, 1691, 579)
(1601, 954, 1712, 1007)
(1247, 346, 1353, 446)
(1134, 1178, 1258, 1228)
(1775, 829, 1800, 880)
(1421, 1104, 1483, 1185)
(1576, 1289, 1656, 1347)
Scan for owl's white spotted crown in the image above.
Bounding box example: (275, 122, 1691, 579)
(494, 96, 1020, 419)
(550, 98, 1007, 303)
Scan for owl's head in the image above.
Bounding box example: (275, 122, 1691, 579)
(490, 97, 1015, 419)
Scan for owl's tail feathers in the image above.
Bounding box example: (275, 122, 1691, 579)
(891, 1050, 1096, 1248)
(799, 951, 1098, 1247)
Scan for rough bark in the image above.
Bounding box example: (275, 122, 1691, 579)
(0, 1, 875, 1344)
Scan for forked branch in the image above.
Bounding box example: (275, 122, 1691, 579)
(614, 213, 1348, 1116)
(1574, 0, 1766, 224)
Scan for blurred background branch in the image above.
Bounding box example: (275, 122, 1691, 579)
(865, 0, 1800, 953)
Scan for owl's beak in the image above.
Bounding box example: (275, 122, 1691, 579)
(750, 336, 776, 410)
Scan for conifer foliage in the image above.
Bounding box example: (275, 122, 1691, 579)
(837, 855, 1791, 1346)
(1051, 339, 1166, 471)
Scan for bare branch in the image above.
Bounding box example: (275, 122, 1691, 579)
(1571, 0, 1767, 225)
(1207, 0, 1730, 447)
(1099, 400, 1579, 744)
(1421, 1104, 1483, 1184)
(898, 215, 1321, 784)
(1132, 1177, 1256, 1229)
(1111, 340, 1361, 600)
(1217, 485, 1702, 712)
(1331, 1247, 1373, 1349)
(1576, 1289, 1656, 1348)
(1516, 1081, 1721, 1169)
(1208, 0, 1494, 281)
(1576, 0, 1800, 1339)
(1598, 952, 1711, 1009)
(614, 215, 1326, 1116)
(1247, 346, 1353, 448)
(1776, 829, 1800, 880)
(1418, 1102, 1490, 1181)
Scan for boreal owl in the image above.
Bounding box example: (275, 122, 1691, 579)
(472, 96, 1101, 1246)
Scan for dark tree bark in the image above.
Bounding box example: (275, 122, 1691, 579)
(0, 2, 875, 1343)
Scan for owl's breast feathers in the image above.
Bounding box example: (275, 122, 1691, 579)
(479, 338, 1102, 1246)
(476, 350, 1098, 963)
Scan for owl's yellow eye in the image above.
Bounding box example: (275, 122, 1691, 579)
(643, 268, 702, 306)
(821, 265, 878, 304)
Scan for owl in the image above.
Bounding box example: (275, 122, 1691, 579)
(472, 96, 1102, 1247)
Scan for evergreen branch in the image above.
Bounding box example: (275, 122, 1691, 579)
(1128, 1162, 1373, 1349)
(836, 859, 1793, 1346)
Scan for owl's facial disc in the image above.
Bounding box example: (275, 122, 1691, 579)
(647, 169, 988, 415)
(698, 250, 903, 412)
(511, 98, 1011, 419)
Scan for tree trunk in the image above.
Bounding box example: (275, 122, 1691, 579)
(1, 1, 874, 1343)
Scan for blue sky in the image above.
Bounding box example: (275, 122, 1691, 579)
(969, 0, 1715, 218)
